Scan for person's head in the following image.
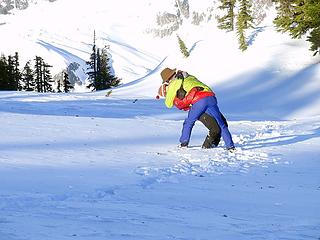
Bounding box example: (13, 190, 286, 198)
(160, 68, 176, 83)
(157, 83, 167, 98)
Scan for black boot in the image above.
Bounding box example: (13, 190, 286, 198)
(212, 134, 221, 147)
(202, 134, 214, 149)
(180, 142, 188, 148)
(227, 146, 236, 153)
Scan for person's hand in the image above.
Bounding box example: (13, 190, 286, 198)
(175, 71, 184, 80)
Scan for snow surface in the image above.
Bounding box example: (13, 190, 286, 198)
(1, 0, 320, 239)
(0, 91, 320, 240)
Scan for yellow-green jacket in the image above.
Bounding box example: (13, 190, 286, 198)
(165, 74, 212, 108)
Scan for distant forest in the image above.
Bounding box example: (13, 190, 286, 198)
(0, 38, 121, 92)
(0, 52, 73, 93)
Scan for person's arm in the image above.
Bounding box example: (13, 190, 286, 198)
(174, 97, 190, 111)
(173, 87, 201, 111)
(165, 79, 182, 108)
(184, 87, 199, 104)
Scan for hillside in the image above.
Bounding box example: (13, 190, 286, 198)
(0, 1, 320, 239)
(0, 89, 320, 240)
(1, 0, 319, 120)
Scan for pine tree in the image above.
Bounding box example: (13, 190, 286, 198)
(97, 46, 119, 90)
(21, 60, 35, 91)
(33, 56, 54, 92)
(6, 55, 16, 90)
(12, 52, 22, 90)
(216, 0, 236, 31)
(86, 30, 98, 90)
(177, 34, 190, 57)
(42, 62, 54, 93)
(95, 48, 103, 90)
(62, 71, 73, 93)
(236, 0, 254, 51)
(34, 56, 43, 92)
(0, 54, 20, 90)
(305, 2, 320, 55)
(0, 55, 10, 90)
(237, 21, 248, 51)
(57, 80, 62, 93)
(103, 46, 120, 89)
(86, 32, 120, 91)
(273, 0, 320, 55)
(273, 0, 294, 32)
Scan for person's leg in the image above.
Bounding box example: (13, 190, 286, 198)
(179, 99, 208, 145)
(205, 96, 235, 149)
(221, 113, 228, 127)
(199, 113, 221, 148)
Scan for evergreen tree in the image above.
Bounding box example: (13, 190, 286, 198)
(86, 30, 98, 90)
(21, 60, 35, 91)
(0, 55, 10, 90)
(6, 55, 16, 90)
(33, 56, 54, 92)
(98, 46, 119, 89)
(0, 54, 19, 90)
(273, 0, 293, 32)
(216, 0, 236, 31)
(62, 71, 73, 93)
(177, 34, 190, 57)
(305, 2, 320, 55)
(42, 62, 54, 93)
(236, 0, 254, 51)
(34, 56, 43, 92)
(86, 32, 120, 91)
(237, 19, 248, 51)
(95, 48, 103, 90)
(273, 0, 320, 55)
(57, 78, 62, 93)
(12, 52, 22, 90)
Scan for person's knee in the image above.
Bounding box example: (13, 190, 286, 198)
(219, 123, 229, 131)
(183, 119, 195, 129)
(200, 113, 220, 131)
(209, 129, 220, 138)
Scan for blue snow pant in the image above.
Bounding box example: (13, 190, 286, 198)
(179, 96, 234, 148)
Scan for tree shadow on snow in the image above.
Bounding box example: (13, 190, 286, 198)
(242, 127, 320, 150)
(0, 96, 184, 120)
(214, 63, 320, 121)
(0, 60, 319, 122)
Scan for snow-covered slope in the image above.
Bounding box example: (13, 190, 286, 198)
(0, 1, 320, 239)
(0, 0, 172, 83)
(1, 0, 319, 119)
(0, 91, 320, 240)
